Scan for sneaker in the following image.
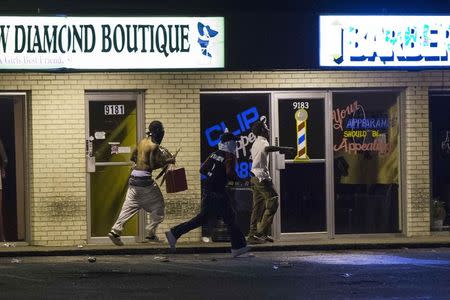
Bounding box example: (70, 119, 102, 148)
(247, 235, 266, 245)
(165, 230, 177, 251)
(262, 235, 274, 243)
(231, 246, 251, 258)
(145, 235, 162, 243)
(108, 231, 124, 246)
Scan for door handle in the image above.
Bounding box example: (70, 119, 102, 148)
(86, 156, 96, 173)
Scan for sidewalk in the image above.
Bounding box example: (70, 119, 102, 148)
(1, 234, 450, 257)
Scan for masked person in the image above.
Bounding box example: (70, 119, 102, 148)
(108, 121, 175, 246)
(165, 131, 250, 258)
(0, 138, 7, 242)
(247, 117, 295, 244)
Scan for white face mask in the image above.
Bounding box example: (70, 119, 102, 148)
(218, 140, 236, 155)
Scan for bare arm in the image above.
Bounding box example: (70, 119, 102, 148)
(265, 146, 295, 154)
(164, 147, 179, 165)
(151, 146, 176, 170)
(165, 157, 176, 165)
(130, 148, 137, 163)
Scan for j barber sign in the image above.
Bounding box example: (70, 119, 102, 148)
(320, 16, 450, 67)
(0, 16, 224, 70)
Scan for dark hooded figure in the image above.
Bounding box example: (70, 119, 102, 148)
(108, 121, 175, 246)
(165, 131, 251, 258)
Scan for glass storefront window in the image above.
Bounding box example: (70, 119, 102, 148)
(429, 93, 450, 230)
(200, 93, 270, 238)
(333, 91, 400, 234)
(200, 93, 270, 183)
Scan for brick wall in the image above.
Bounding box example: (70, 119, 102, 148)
(404, 86, 430, 236)
(0, 70, 440, 245)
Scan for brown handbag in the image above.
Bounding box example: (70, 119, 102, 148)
(164, 165, 188, 193)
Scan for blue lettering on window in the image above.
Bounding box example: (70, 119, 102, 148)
(200, 161, 253, 180)
(204, 106, 260, 147)
(235, 161, 252, 179)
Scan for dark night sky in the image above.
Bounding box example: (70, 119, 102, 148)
(1, 0, 450, 70)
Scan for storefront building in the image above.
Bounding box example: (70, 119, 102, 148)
(0, 15, 448, 246)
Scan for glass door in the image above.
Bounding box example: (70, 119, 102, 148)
(86, 92, 144, 243)
(272, 92, 331, 238)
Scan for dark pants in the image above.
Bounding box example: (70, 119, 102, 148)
(200, 194, 218, 237)
(171, 189, 247, 250)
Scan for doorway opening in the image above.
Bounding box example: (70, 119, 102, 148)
(0, 94, 27, 242)
(429, 92, 450, 231)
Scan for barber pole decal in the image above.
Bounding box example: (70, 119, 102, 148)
(294, 108, 309, 161)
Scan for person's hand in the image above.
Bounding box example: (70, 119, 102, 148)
(280, 147, 296, 156)
(261, 179, 273, 187)
(289, 147, 296, 156)
(165, 148, 179, 165)
(226, 181, 236, 187)
(166, 157, 176, 165)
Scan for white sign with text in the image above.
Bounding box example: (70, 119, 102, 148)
(0, 16, 224, 69)
(320, 15, 450, 67)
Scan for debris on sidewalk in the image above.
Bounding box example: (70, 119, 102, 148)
(153, 256, 170, 262)
(341, 273, 352, 278)
(2, 242, 16, 248)
(77, 244, 84, 248)
(87, 256, 96, 263)
(279, 261, 292, 268)
(10, 258, 21, 264)
(273, 261, 292, 270)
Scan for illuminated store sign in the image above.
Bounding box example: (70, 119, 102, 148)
(0, 16, 224, 69)
(320, 15, 450, 67)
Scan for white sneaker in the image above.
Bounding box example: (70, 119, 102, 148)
(231, 246, 251, 258)
(108, 231, 124, 246)
(165, 230, 177, 251)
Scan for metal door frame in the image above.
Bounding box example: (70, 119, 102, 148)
(85, 91, 145, 244)
(271, 91, 334, 241)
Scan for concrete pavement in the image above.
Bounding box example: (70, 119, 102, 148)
(1, 233, 450, 257)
